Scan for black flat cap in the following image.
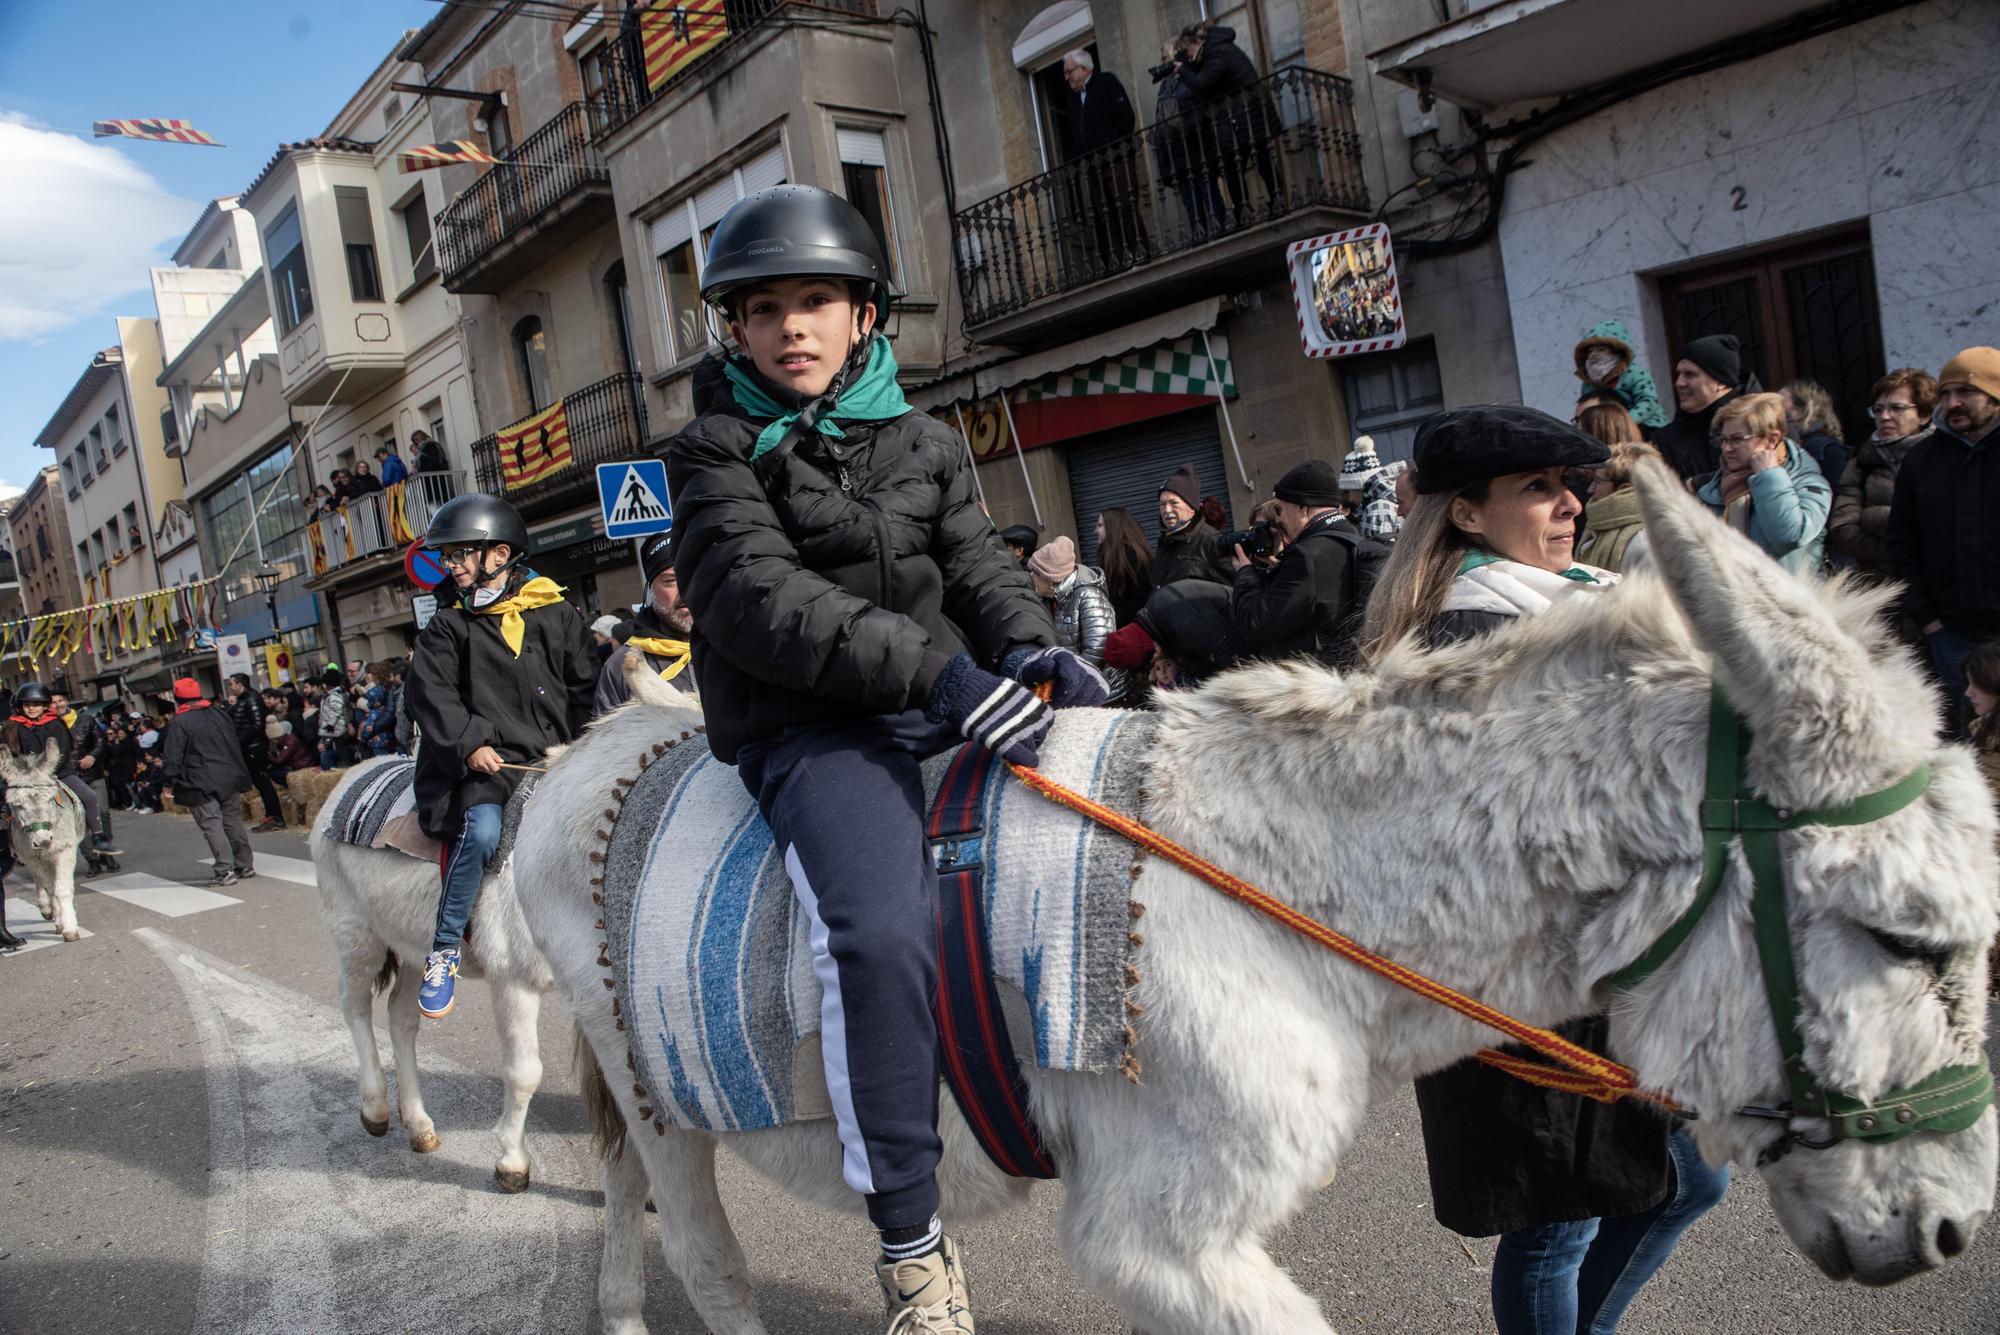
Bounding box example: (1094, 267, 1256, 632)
(1412, 404, 1610, 495)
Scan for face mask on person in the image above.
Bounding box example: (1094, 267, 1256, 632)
(1585, 350, 1620, 384)
(469, 584, 504, 609)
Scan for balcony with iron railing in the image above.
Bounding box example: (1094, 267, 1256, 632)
(308, 470, 468, 582)
(955, 67, 1370, 343)
(435, 102, 612, 294)
(586, 0, 878, 142)
(469, 372, 650, 513)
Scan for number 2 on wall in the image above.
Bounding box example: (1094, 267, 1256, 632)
(1729, 186, 1748, 212)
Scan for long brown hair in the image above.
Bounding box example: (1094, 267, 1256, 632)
(1097, 506, 1153, 600)
(1575, 401, 1641, 448)
(1359, 481, 1487, 662)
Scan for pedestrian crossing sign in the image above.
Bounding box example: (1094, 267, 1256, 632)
(596, 460, 673, 540)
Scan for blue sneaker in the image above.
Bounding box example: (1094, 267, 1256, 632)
(419, 949, 460, 1018)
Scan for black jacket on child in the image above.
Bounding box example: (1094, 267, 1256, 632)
(667, 357, 1053, 763)
(5, 713, 76, 778)
(161, 703, 252, 804)
(405, 574, 596, 836)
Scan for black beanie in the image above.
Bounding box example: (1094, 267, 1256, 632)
(1160, 464, 1202, 508)
(1679, 334, 1743, 389)
(1272, 459, 1343, 507)
(639, 529, 675, 584)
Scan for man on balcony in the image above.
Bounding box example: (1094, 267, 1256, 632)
(375, 443, 408, 487)
(1063, 49, 1149, 270)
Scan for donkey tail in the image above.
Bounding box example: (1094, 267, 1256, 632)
(575, 1024, 629, 1160)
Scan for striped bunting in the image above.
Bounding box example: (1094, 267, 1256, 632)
(93, 118, 221, 147)
(398, 140, 501, 173)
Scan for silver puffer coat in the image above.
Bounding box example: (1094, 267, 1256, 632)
(1048, 565, 1128, 700)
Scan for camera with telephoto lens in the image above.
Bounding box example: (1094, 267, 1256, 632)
(1213, 519, 1278, 560)
(1148, 54, 1185, 82)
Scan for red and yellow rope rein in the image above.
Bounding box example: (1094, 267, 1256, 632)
(1007, 760, 1681, 1110)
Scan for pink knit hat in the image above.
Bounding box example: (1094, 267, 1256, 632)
(1027, 535, 1077, 582)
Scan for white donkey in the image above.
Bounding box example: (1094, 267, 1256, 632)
(1, 745, 89, 942)
(515, 462, 1999, 1334)
(310, 756, 553, 1190)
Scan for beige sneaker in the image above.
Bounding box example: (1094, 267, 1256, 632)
(876, 1236, 975, 1334)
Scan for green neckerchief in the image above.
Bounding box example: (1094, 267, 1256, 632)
(724, 337, 911, 460)
(1458, 547, 1599, 583)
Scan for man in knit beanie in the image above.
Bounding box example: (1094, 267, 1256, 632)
(1888, 347, 2000, 730)
(1151, 462, 1232, 587)
(1226, 457, 1379, 665)
(1652, 333, 1754, 481)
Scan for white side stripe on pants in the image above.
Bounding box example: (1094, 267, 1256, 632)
(784, 843, 877, 1196)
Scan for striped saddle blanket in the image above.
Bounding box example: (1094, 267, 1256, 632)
(598, 710, 1156, 1146)
(319, 757, 538, 867)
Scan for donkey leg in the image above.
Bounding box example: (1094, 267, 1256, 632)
(337, 945, 393, 1136)
(632, 1129, 766, 1335)
(52, 859, 79, 942)
(1065, 1207, 1335, 1335)
(598, 1136, 652, 1335)
(35, 870, 52, 919)
(385, 961, 442, 1153)
(488, 979, 543, 1192)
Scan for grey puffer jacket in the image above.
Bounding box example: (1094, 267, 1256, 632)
(1829, 426, 1931, 576)
(1048, 566, 1127, 701)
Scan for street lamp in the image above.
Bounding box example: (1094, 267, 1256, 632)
(254, 562, 283, 636)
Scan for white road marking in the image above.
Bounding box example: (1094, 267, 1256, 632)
(201, 851, 319, 886)
(90, 872, 243, 917)
(131, 928, 597, 1334)
(2, 898, 94, 952)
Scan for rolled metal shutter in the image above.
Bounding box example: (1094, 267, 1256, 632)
(1064, 408, 1230, 563)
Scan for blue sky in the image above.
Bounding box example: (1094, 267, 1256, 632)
(0, 0, 440, 496)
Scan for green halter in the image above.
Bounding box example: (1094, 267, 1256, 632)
(1605, 682, 1994, 1159)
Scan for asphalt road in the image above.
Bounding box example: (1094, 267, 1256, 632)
(4, 808, 1998, 1334)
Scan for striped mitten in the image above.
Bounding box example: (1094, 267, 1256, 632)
(926, 652, 1052, 768)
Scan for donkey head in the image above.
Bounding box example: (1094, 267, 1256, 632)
(1611, 458, 1997, 1285)
(1, 744, 70, 854)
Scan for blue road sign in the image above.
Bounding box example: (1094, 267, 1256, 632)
(597, 460, 673, 540)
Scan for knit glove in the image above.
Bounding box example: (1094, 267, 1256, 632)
(926, 653, 1052, 768)
(1004, 646, 1112, 709)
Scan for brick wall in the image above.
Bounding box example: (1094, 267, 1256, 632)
(1300, 0, 1348, 72)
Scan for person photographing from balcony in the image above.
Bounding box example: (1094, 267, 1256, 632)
(667, 184, 1100, 1335)
(404, 493, 595, 1020)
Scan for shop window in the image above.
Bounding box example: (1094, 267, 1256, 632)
(266, 202, 315, 334)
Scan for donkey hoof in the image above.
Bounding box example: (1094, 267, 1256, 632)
(494, 1165, 532, 1194)
(61, 930, 80, 943)
(360, 1113, 390, 1137)
(410, 1129, 442, 1154)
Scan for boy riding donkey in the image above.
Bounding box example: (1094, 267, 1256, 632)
(667, 185, 1109, 1333)
(405, 494, 596, 1019)
(2, 682, 123, 872)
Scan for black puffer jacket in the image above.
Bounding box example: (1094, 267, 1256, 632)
(226, 690, 270, 767)
(4, 713, 76, 778)
(667, 358, 1053, 763)
(1229, 512, 1370, 664)
(161, 702, 252, 804)
(1151, 516, 1233, 588)
(1136, 579, 1246, 682)
(405, 576, 596, 835)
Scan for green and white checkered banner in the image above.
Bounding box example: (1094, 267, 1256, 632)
(1018, 332, 1234, 402)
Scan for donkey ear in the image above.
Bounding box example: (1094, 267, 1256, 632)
(1630, 457, 1915, 783)
(35, 744, 60, 776)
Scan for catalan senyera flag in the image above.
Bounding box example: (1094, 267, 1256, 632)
(497, 400, 573, 491)
(641, 0, 729, 94)
(398, 140, 501, 173)
(93, 118, 222, 147)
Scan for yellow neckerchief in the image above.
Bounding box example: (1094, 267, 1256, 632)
(624, 634, 691, 681)
(474, 575, 568, 656)
(60, 709, 78, 729)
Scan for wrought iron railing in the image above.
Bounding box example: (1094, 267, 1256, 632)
(469, 372, 650, 507)
(954, 68, 1370, 326)
(309, 471, 467, 577)
(585, 0, 878, 140)
(434, 103, 608, 287)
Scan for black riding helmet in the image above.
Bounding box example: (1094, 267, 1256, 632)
(14, 682, 51, 706)
(700, 184, 893, 324)
(425, 493, 531, 599)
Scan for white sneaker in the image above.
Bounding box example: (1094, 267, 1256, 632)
(877, 1237, 974, 1334)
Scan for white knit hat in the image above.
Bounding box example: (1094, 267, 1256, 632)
(1338, 437, 1382, 492)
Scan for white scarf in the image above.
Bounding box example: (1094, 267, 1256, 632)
(1442, 556, 1618, 620)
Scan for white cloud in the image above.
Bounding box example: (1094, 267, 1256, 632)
(0, 114, 202, 341)
(0, 483, 23, 501)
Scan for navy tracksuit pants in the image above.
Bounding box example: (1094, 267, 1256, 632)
(737, 709, 958, 1232)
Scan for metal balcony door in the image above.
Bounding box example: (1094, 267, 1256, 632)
(1660, 232, 1884, 445)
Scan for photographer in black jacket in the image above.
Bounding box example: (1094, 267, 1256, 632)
(1227, 458, 1380, 664)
